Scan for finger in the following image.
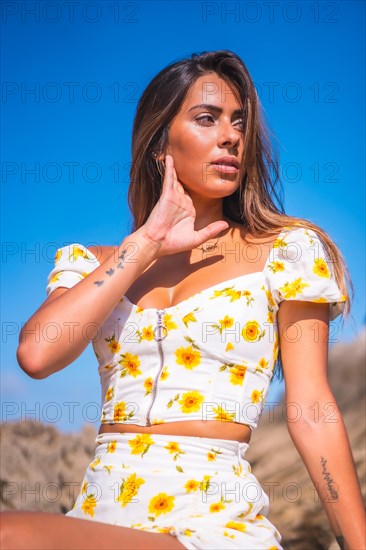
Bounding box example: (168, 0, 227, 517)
(162, 155, 175, 190)
(194, 221, 229, 247)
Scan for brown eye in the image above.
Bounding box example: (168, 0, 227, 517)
(195, 115, 215, 125)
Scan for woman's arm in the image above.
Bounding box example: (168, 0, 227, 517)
(17, 228, 161, 379)
(278, 300, 366, 550)
(17, 155, 228, 380)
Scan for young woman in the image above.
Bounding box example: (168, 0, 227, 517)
(3, 50, 365, 550)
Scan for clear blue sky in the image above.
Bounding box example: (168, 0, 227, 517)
(1, 1, 365, 432)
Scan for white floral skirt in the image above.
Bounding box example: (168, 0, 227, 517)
(65, 432, 283, 549)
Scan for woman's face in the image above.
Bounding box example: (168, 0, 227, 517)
(164, 72, 245, 199)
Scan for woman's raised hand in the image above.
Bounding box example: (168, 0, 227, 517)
(141, 155, 229, 257)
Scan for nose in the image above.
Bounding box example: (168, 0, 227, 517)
(217, 118, 241, 149)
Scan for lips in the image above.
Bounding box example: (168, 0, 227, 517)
(210, 164, 239, 174)
(210, 156, 239, 169)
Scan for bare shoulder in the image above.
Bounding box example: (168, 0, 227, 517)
(88, 245, 119, 264)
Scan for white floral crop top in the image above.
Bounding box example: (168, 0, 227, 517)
(46, 226, 347, 431)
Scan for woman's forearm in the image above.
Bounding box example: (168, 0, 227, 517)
(287, 404, 365, 549)
(17, 228, 161, 378)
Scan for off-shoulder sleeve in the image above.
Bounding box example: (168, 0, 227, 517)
(265, 226, 348, 321)
(46, 243, 100, 296)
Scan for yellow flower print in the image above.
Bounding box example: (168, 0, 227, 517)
(113, 401, 135, 422)
(210, 287, 241, 302)
(128, 434, 155, 457)
(54, 249, 62, 262)
(156, 527, 173, 534)
(220, 315, 234, 330)
(182, 311, 198, 328)
(273, 237, 288, 250)
(89, 456, 101, 471)
(107, 440, 117, 453)
(225, 521, 247, 532)
(251, 389, 265, 404)
(135, 306, 144, 314)
(232, 464, 243, 477)
(268, 260, 285, 274)
(241, 290, 255, 307)
(151, 418, 165, 425)
(81, 494, 97, 517)
(103, 465, 114, 474)
(119, 352, 142, 378)
(70, 245, 89, 261)
(184, 479, 200, 493)
(278, 277, 310, 299)
(148, 493, 175, 517)
(160, 366, 169, 381)
(254, 358, 269, 373)
(117, 472, 145, 507)
(213, 405, 235, 422)
(163, 313, 177, 330)
(105, 387, 114, 402)
(225, 342, 234, 351)
(207, 448, 223, 462)
(313, 257, 330, 278)
(210, 501, 226, 513)
(81, 481, 88, 494)
(139, 326, 155, 341)
(273, 331, 279, 365)
(175, 345, 201, 370)
(229, 365, 247, 386)
(264, 286, 277, 308)
(211, 315, 234, 334)
(241, 320, 265, 342)
(144, 377, 153, 395)
(165, 442, 180, 454)
(178, 391, 205, 413)
(267, 309, 275, 324)
(164, 442, 186, 461)
(49, 273, 62, 285)
(226, 289, 242, 302)
(200, 475, 212, 492)
(104, 334, 121, 354)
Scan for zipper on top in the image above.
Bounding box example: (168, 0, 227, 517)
(146, 309, 167, 426)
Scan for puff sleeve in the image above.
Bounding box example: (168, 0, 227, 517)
(46, 243, 100, 296)
(265, 226, 348, 321)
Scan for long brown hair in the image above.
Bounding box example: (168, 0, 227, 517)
(128, 49, 353, 381)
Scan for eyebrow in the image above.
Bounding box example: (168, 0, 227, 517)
(187, 103, 243, 116)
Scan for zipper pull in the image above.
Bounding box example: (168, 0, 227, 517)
(154, 309, 168, 342)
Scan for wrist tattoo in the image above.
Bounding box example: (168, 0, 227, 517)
(93, 247, 128, 287)
(320, 456, 339, 500)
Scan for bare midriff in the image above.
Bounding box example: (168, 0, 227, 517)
(98, 420, 252, 444)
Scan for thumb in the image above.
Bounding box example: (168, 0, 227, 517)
(194, 221, 229, 248)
